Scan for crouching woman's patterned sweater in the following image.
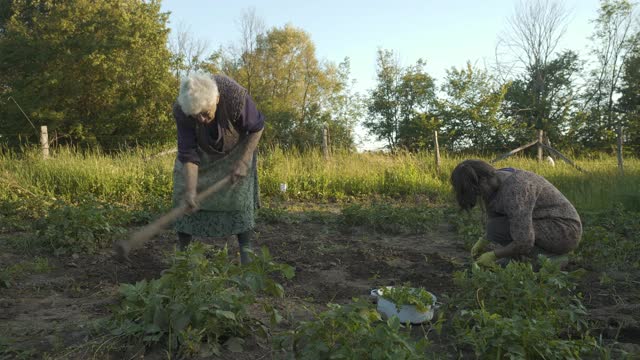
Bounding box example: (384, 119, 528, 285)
(486, 169, 582, 259)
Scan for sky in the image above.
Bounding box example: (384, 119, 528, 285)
(160, 0, 603, 149)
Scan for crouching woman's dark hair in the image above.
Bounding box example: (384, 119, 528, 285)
(450, 159, 497, 211)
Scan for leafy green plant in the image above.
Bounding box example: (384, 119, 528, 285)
(447, 207, 485, 250)
(341, 203, 444, 234)
(379, 285, 434, 313)
(32, 196, 129, 255)
(110, 243, 294, 358)
(456, 307, 600, 359)
(575, 207, 640, 271)
(275, 299, 429, 360)
(451, 259, 602, 358)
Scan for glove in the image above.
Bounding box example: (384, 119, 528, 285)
(474, 251, 497, 268)
(471, 238, 489, 258)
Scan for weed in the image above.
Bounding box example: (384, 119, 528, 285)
(32, 196, 128, 255)
(274, 299, 430, 359)
(451, 259, 604, 358)
(341, 203, 445, 234)
(110, 243, 294, 357)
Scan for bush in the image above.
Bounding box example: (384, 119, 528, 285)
(110, 243, 294, 357)
(275, 299, 429, 360)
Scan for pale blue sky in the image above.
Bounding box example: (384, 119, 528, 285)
(160, 0, 602, 148)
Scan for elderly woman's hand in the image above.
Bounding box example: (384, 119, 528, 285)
(231, 159, 250, 183)
(183, 191, 199, 214)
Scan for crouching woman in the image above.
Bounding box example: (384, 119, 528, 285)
(450, 159, 582, 268)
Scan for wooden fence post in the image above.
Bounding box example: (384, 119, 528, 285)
(322, 123, 329, 159)
(617, 126, 624, 176)
(537, 129, 543, 162)
(434, 130, 441, 175)
(40, 126, 49, 159)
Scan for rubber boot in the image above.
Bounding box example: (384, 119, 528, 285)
(177, 232, 192, 251)
(237, 231, 253, 265)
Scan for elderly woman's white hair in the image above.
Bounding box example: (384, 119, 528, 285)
(177, 72, 219, 116)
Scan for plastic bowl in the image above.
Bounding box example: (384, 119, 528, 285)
(371, 287, 437, 324)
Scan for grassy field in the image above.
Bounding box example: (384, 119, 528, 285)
(1, 146, 638, 211)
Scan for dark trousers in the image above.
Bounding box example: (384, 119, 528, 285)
(486, 216, 579, 259)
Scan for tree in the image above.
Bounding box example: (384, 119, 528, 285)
(581, 0, 638, 152)
(503, 51, 582, 148)
(365, 49, 435, 151)
(168, 22, 209, 79)
(0, 0, 176, 149)
(437, 62, 509, 152)
(236, 7, 265, 95)
(618, 43, 640, 153)
(202, 22, 358, 150)
(497, 0, 571, 147)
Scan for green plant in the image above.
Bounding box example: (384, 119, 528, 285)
(575, 207, 640, 271)
(275, 299, 429, 360)
(379, 285, 434, 313)
(451, 259, 602, 358)
(110, 243, 294, 357)
(32, 196, 129, 255)
(341, 203, 444, 234)
(447, 207, 485, 250)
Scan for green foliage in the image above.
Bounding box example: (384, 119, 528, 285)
(110, 243, 294, 357)
(379, 285, 434, 313)
(1, 149, 639, 212)
(578, 0, 638, 152)
(447, 207, 485, 249)
(0, 256, 51, 288)
(341, 203, 444, 234)
(205, 23, 359, 150)
(437, 62, 510, 152)
(275, 299, 429, 360)
(365, 49, 436, 151)
(0, 0, 176, 149)
(575, 207, 640, 271)
(503, 50, 582, 148)
(451, 259, 600, 358)
(33, 196, 129, 255)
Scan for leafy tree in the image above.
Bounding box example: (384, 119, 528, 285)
(497, 0, 571, 153)
(203, 22, 359, 150)
(618, 43, 640, 153)
(503, 51, 582, 148)
(580, 0, 638, 151)
(436, 62, 509, 152)
(0, 0, 176, 149)
(365, 49, 436, 151)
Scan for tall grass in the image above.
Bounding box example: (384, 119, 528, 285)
(1, 146, 638, 211)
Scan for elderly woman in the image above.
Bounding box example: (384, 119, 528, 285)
(450, 159, 582, 268)
(172, 72, 264, 264)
